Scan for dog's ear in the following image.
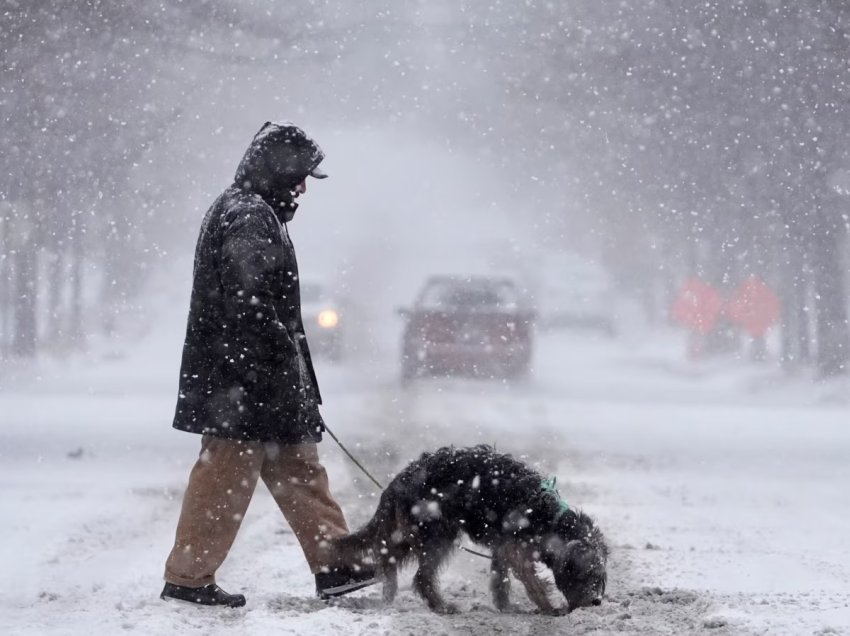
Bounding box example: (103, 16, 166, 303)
(563, 540, 607, 576)
(569, 542, 598, 570)
(562, 539, 584, 561)
(541, 536, 575, 568)
(541, 535, 566, 562)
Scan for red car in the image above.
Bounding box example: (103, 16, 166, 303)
(398, 275, 534, 382)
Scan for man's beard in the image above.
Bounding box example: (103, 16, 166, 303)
(280, 201, 298, 223)
(272, 188, 300, 223)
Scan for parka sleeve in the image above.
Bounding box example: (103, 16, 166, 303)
(220, 204, 294, 362)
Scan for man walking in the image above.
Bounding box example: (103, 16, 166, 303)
(161, 122, 375, 607)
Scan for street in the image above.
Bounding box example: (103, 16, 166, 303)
(2, 327, 849, 635)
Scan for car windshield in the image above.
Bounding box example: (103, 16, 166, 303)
(419, 279, 519, 310)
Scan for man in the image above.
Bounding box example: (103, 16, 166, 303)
(161, 122, 375, 607)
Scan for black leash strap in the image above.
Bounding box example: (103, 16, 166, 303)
(323, 423, 385, 490)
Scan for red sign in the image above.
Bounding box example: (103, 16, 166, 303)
(671, 277, 723, 335)
(726, 276, 780, 338)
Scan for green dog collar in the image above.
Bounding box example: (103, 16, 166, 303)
(541, 476, 570, 514)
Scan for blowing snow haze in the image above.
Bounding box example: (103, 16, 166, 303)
(6, 1, 850, 367)
(3, 2, 850, 634)
(6, 1, 850, 365)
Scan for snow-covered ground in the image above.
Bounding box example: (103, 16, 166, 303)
(2, 317, 849, 635)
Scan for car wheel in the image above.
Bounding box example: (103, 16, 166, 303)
(504, 360, 530, 382)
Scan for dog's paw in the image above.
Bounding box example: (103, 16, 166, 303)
(535, 605, 569, 617)
(434, 602, 460, 615)
(496, 602, 524, 614)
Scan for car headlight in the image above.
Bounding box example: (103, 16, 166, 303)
(317, 309, 340, 328)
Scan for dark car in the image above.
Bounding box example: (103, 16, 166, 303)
(398, 275, 534, 382)
(301, 281, 344, 360)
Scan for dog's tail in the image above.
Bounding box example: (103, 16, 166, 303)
(333, 527, 372, 561)
(333, 490, 398, 560)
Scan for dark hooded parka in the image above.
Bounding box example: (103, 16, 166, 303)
(172, 122, 327, 443)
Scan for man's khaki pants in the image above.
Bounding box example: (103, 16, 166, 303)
(164, 435, 349, 587)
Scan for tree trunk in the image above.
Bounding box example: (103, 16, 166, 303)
(68, 231, 85, 348)
(12, 247, 38, 357)
(811, 220, 849, 377)
(0, 256, 9, 356)
(796, 282, 812, 366)
(780, 236, 810, 369)
(69, 215, 85, 345)
(0, 215, 9, 356)
(751, 335, 767, 362)
(46, 249, 64, 347)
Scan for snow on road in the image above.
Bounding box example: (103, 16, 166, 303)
(2, 327, 849, 635)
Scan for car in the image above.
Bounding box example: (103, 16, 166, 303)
(397, 275, 534, 382)
(533, 253, 616, 335)
(300, 281, 344, 360)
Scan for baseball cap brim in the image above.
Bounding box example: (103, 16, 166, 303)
(310, 166, 328, 179)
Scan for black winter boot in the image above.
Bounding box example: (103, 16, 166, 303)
(160, 582, 246, 607)
(315, 565, 377, 599)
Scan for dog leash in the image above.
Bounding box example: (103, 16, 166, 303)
(323, 422, 385, 490)
(324, 423, 492, 560)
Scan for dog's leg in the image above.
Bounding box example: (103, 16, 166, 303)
(489, 546, 512, 612)
(379, 555, 398, 603)
(507, 550, 558, 614)
(412, 540, 457, 614)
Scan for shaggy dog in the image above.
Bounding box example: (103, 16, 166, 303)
(333, 445, 608, 614)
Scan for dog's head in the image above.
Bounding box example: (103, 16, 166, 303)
(542, 511, 608, 612)
(549, 539, 607, 611)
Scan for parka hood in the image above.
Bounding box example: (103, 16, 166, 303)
(234, 122, 326, 209)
